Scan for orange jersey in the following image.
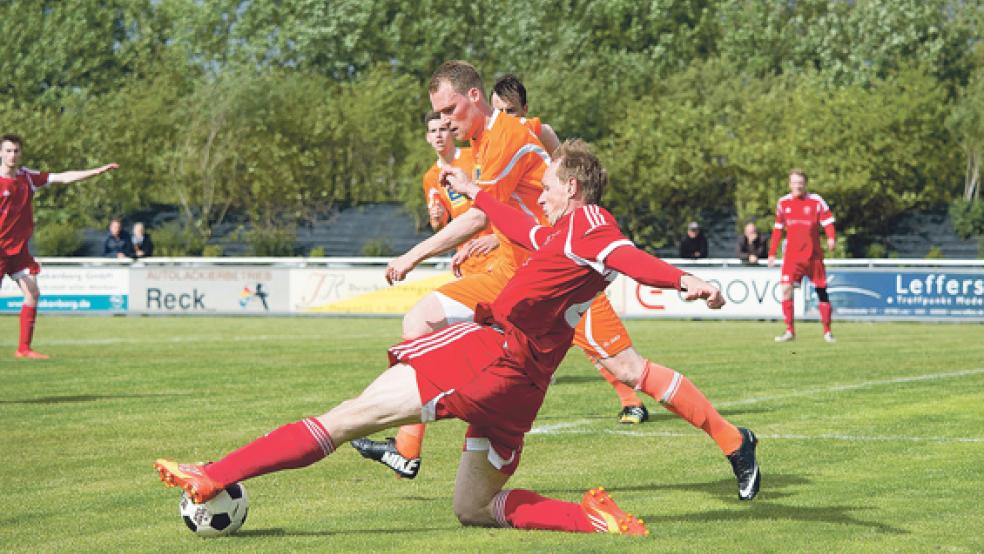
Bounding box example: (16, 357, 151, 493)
(422, 147, 495, 276)
(520, 116, 542, 137)
(471, 110, 550, 268)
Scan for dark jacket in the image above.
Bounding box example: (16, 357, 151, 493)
(737, 234, 769, 264)
(132, 233, 154, 258)
(679, 232, 708, 259)
(104, 232, 135, 258)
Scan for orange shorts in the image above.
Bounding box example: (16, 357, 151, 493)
(574, 294, 633, 361)
(436, 256, 515, 314)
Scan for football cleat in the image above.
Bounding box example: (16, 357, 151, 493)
(580, 487, 649, 536)
(15, 349, 49, 359)
(774, 330, 795, 343)
(154, 459, 224, 503)
(823, 332, 836, 343)
(350, 437, 421, 479)
(727, 427, 761, 501)
(618, 404, 649, 425)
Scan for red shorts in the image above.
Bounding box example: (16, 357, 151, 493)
(388, 322, 547, 475)
(781, 257, 827, 288)
(0, 249, 41, 284)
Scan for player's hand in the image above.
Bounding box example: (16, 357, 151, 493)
(767, 255, 776, 268)
(100, 163, 120, 174)
(385, 253, 418, 285)
(748, 254, 758, 264)
(827, 237, 836, 253)
(440, 167, 480, 199)
(467, 234, 499, 256)
(450, 249, 468, 277)
(680, 274, 725, 310)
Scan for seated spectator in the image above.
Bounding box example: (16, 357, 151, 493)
(679, 221, 709, 259)
(103, 217, 134, 258)
(737, 221, 768, 264)
(132, 222, 153, 258)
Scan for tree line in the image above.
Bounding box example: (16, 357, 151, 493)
(2, 0, 982, 256)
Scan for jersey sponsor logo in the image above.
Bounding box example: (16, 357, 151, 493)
(447, 188, 468, 206)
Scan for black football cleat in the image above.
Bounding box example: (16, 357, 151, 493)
(618, 404, 649, 425)
(727, 427, 761, 501)
(350, 437, 421, 479)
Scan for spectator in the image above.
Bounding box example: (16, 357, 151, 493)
(103, 217, 134, 258)
(737, 221, 768, 264)
(679, 221, 709, 259)
(131, 222, 153, 258)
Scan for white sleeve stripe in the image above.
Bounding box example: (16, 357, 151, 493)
(479, 144, 550, 186)
(529, 225, 544, 250)
(820, 217, 836, 227)
(596, 240, 633, 265)
(774, 223, 784, 229)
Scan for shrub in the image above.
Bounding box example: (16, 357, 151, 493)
(33, 222, 83, 256)
(308, 246, 327, 257)
(361, 239, 393, 257)
(202, 244, 224, 257)
(926, 245, 945, 259)
(865, 243, 888, 258)
(153, 221, 206, 256)
(949, 199, 984, 239)
(246, 226, 296, 257)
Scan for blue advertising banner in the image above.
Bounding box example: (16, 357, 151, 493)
(804, 269, 984, 320)
(0, 295, 127, 312)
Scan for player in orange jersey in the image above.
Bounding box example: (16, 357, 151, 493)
(354, 64, 758, 503)
(489, 74, 561, 155)
(421, 111, 499, 276)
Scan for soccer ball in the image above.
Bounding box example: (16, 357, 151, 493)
(179, 483, 249, 537)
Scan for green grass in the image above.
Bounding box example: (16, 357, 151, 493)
(1, 317, 982, 553)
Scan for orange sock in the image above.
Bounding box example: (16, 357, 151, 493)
(394, 424, 425, 459)
(595, 363, 644, 407)
(638, 361, 742, 455)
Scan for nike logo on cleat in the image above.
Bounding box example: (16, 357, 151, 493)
(381, 451, 419, 475)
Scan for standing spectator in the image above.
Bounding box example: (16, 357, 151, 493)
(737, 221, 768, 264)
(679, 221, 709, 259)
(768, 169, 837, 343)
(0, 133, 118, 359)
(103, 217, 134, 258)
(131, 222, 153, 258)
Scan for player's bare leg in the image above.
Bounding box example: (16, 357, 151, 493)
(156, 364, 423, 502)
(599, 346, 760, 500)
(456, 450, 647, 535)
(594, 351, 649, 424)
(13, 274, 47, 359)
(775, 283, 795, 342)
(402, 292, 460, 340)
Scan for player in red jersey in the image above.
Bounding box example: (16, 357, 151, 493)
(0, 134, 118, 359)
(356, 62, 755, 486)
(155, 141, 759, 536)
(768, 169, 837, 343)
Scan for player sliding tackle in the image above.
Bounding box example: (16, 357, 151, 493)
(155, 141, 754, 536)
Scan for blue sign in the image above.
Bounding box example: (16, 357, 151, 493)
(0, 295, 128, 313)
(804, 270, 984, 320)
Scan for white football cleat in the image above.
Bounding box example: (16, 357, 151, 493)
(823, 332, 836, 343)
(774, 330, 795, 343)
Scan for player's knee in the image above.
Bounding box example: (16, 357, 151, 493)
(453, 501, 495, 528)
(402, 294, 447, 340)
(815, 287, 830, 303)
(601, 348, 646, 386)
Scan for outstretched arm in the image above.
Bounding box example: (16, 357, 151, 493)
(606, 246, 725, 309)
(385, 207, 488, 284)
(443, 166, 541, 250)
(48, 163, 119, 184)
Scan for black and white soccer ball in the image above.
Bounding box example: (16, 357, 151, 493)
(179, 482, 249, 537)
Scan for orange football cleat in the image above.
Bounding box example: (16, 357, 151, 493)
(15, 349, 49, 359)
(580, 487, 650, 537)
(154, 459, 223, 503)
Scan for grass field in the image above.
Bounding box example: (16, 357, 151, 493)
(2, 316, 983, 553)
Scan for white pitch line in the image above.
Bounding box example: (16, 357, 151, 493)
(716, 367, 984, 408)
(534, 426, 983, 444)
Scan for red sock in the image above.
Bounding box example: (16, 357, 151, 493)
(819, 302, 832, 333)
(205, 417, 334, 485)
(492, 489, 594, 533)
(782, 299, 794, 333)
(19, 305, 37, 352)
(638, 361, 742, 455)
(595, 364, 644, 407)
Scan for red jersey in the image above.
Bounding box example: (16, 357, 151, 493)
(769, 192, 836, 261)
(474, 193, 685, 390)
(0, 168, 50, 256)
(471, 110, 550, 268)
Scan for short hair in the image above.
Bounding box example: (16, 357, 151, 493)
(789, 168, 808, 183)
(1, 133, 23, 147)
(490, 74, 527, 108)
(429, 60, 484, 96)
(553, 139, 608, 205)
(424, 111, 442, 126)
